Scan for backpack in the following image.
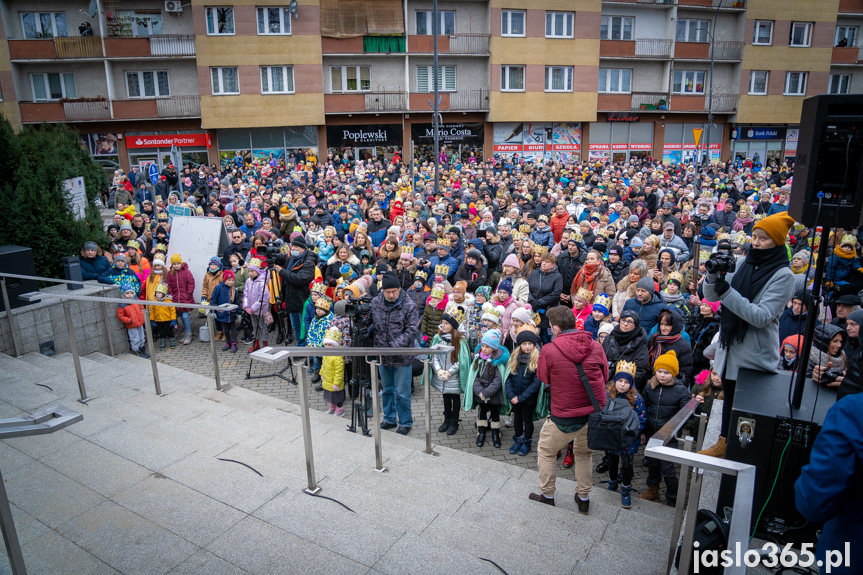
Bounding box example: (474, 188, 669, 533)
(576, 364, 640, 452)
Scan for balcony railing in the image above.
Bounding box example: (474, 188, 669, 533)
(712, 40, 744, 60)
(54, 36, 103, 58)
(636, 38, 673, 58)
(632, 92, 669, 110)
(364, 91, 405, 112)
(708, 93, 739, 112)
(677, 0, 745, 7)
(150, 34, 196, 56)
(155, 95, 201, 117)
(449, 89, 490, 110)
(408, 34, 490, 55)
(63, 100, 111, 120)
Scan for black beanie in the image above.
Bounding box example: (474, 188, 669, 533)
(381, 271, 400, 290)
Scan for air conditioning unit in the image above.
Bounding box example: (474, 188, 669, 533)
(164, 1, 183, 13)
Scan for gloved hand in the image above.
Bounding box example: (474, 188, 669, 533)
(436, 369, 450, 381)
(714, 277, 730, 297)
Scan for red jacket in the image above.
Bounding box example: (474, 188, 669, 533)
(550, 212, 569, 243)
(538, 330, 608, 418)
(116, 303, 145, 328)
(165, 262, 195, 304)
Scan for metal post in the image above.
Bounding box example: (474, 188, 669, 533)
(702, 2, 721, 167)
(369, 359, 386, 472)
(726, 466, 756, 575)
(142, 308, 162, 396)
(206, 313, 222, 391)
(1, 279, 22, 358)
(665, 436, 694, 574)
(432, 0, 440, 198)
(679, 467, 706, 575)
(423, 358, 434, 455)
(63, 301, 89, 404)
(695, 413, 708, 451)
(0, 468, 26, 575)
(296, 359, 320, 493)
(101, 299, 116, 357)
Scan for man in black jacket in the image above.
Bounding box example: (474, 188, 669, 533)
(557, 238, 586, 307)
(528, 252, 563, 343)
(221, 229, 251, 267)
(274, 236, 317, 347)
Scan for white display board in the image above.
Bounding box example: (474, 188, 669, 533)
(63, 176, 87, 220)
(166, 216, 229, 302)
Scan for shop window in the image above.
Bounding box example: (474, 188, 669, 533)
(789, 22, 812, 47)
(753, 21, 773, 45)
(784, 71, 807, 95)
(21, 12, 67, 39)
(417, 66, 456, 92)
(331, 66, 371, 92)
(261, 66, 295, 94)
(126, 71, 170, 98)
(829, 74, 851, 94)
(31, 73, 75, 101)
(598, 69, 631, 93)
(600, 16, 633, 41)
(500, 66, 524, 92)
(748, 70, 768, 95)
(673, 70, 705, 94)
(676, 19, 709, 43)
(211, 67, 239, 95)
(501, 10, 525, 37)
(206, 7, 235, 35)
(835, 25, 857, 47)
(545, 12, 574, 39)
(544, 66, 573, 92)
(257, 7, 292, 35)
(416, 11, 455, 35)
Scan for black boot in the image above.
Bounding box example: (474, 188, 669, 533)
(446, 416, 459, 435)
(491, 422, 501, 448)
(438, 415, 450, 433)
(596, 453, 610, 474)
(476, 420, 487, 447)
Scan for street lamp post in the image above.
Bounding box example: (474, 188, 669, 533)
(701, 0, 723, 167)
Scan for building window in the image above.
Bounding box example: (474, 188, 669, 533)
(748, 70, 769, 95)
(417, 66, 456, 92)
(30, 73, 75, 101)
(544, 66, 573, 92)
(598, 69, 631, 93)
(673, 70, 705, 94)
(829, 74, 851, 94)
(600, 16, 634, 41)
(501, 10, 525, 37)
(835, 25, 858, 47)
(257, 7, 292, 35)
(416, 10, 455, 35)
(545, 12, 574, 39)
(211, 67, 239, 94)
(118, 11, 163, 37)
(500, 65, 524, 91)
(261, 66, 295, 94)
(206, 7, 235, 35)
(789, 22, 812, 47)
(126, 71, 170, 98)
(21, 12, 67, 38)
(753, 20, 773, 45)
(331, 66, 371, 92)
(676, 19, 709, 43)
(784, 71, 808, 95)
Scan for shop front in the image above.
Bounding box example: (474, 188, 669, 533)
(411, 122, 484, 164)
(216, 126, 319, 167)
(662, 122, 723, 165)
(491, 122, 581, 162)
(126, 131, 210, 177)
(326, 124, 402, 164)
(588, 121, 653, 163)
(731, 126, 786, 167)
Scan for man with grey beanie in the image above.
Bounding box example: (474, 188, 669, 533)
(621, 276, 667, 333)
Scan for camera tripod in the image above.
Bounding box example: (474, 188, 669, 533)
(345, 315, 374, 436)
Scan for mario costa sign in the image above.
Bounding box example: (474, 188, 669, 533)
(326, 124, 403, 146)
(411, 123, 484, 144)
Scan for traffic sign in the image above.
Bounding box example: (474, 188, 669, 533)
(148, 163, 159, 185)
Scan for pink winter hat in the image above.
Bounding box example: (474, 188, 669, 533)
(502, 253, 520, 269)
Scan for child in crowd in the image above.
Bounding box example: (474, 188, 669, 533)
(165, 253, 195, 345)
(685, 364, 724, 435)
(779, 335, 803, 371)
(242, 258, 271, 352)
(468, 286, 491, 349)
(302, 282, 327, 354)
(407, 270, 430, 316)
(211, 269, 239, 353)
(431, 306, 470, 435)
(597, 323, 614, 345)
(470, 329, 510, 449)
(572, 288, 593, 330)
(481, 303, 505, 333)
(201, 256, 223, 322)
(151, 283, 177, 350)
(505, 329, 542, 456)
(584, 293, 611, 340)
(117, 283, 149, 358)
(641, 351, 702, 507)
(307, 295, 333, 386)
(605, 360, 646, 509)
(321, 327, 346, 416)
(227, 254, 253, 344)
(420, 286, 449, 345)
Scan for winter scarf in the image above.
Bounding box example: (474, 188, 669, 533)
(719, 244, 789, 349)
(834, 244, 857, 260)
(610, 317, 641, 346)
(574, 261, 600, 294)
(732, 215, 754, 232)
(660, 289, 684, 305)
(649, 333, 683, 366)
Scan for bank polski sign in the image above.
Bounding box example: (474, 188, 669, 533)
(733, 127, 786, 140)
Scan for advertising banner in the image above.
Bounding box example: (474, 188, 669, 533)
(410, 123, 484, 144)
(522, 123, 551, 161)
(126, 133, 209, 149)
(784, 128, 799, 158)
(326, 124, 402, 147)
(493, 123, 522, 155)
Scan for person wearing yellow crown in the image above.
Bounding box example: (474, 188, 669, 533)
(584, 293, 611, 340)
(604, 360, 646, 509)
(824, 234, 862, 303)
(321, 327, 346, 417)
(431, 305, 470, 435)
(660, 271, 691, 320)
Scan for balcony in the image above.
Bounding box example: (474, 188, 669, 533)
(838, 0, 863, 12)
(104, 35, 196, 58)
(9, 36, 104, 60)
(675, 41, 743, 60)
(832, 46, 863, 64)
(18, 96, 201, 123)
(603, 0, 676, 6)
(600, 39, 673, 59)
(708, 93, 739, 112)
(408, 34, 490, 55)
(677, 0, 746, 8)
(324, 90, 489, 114)
(64, 100, 111, 120)
(598, 92, 668, 111)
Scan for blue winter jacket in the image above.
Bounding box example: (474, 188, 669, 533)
(80, 256, 111, 281)
(210, 282, 238, 323)
(530, 226, 555, 250)
(622, 293, 668, 334)
(795, 393, 863, 575)
(505, 360, 541, 404)
(427, 254, 459, 284)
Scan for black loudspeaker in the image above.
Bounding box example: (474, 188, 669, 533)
(716, 368, 836, 546)
(789, 94, 863, 229)
(0, 245, 38, 312)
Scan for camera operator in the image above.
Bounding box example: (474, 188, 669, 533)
(698, 212, 796, 458)
(273, 236, 317, 347)
(369, 271, 419, 435)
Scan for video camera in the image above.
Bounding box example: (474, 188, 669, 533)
(345, 294, 373, 344)
(704, 241, 736, 275)
(263, 240, 287, 268)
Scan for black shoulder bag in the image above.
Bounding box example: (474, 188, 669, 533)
(576, 364, 640, 452)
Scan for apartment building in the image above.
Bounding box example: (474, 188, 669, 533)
(0, 0, 859, 175)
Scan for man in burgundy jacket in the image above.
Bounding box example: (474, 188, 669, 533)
(530, 306, 608, 514)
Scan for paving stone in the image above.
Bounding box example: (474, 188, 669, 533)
(372, 532, 496, 575)
(168, 549, 252, 575)
(20, 530, 121, 575)
(42, 436, 152, 498)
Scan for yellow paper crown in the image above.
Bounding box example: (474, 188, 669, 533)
(519, 224, 531, 233)
(667, 271, 684, 285)
(733, 232, 750, 246)
(841, 234, 856, 246)
(311, 282, 327, 295)
(511, 231, 523, 240)
(434, 264, 450, 276)
(400, 245, 414, 256)
(126, 240, 140, 252)
(532, 245, 549, 256)
(249, 258, 263, 268)
(323, 227, 335, 237)
(576, 287, 594, 302)
(443, 304, 465, 325)
(594, 293, 611, 310)
(323, 327, 342, 344)
(430, 286, 445, 300)
(415, 269, 428, 281)
(569, 231, 583, 243)
(315, 296, 332, 312)
(437, 237, 451, 248)
(614, 360, 638, 378)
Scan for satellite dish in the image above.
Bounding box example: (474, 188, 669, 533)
(288, 0, 298, 14)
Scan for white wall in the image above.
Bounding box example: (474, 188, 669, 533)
(14, 62, 108, 100)
(677, 9, 745, 43)
(601, 5, 673, 41)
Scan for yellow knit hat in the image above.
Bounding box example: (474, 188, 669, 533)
(170, 254, 182, 264)
(753, 212, 796, 246)
(654, 350, 679, 378)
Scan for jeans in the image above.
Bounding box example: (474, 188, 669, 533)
(178, 311, 191, 335)
(288, 312, 305, 347)
(379, 365, 413, 428)
(310, 356, 321, 373)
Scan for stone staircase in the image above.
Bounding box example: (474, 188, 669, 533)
(0, 351, 678, 575)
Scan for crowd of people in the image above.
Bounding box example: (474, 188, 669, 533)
(78, 150, 863, 517)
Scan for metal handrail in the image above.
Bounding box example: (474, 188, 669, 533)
(646, 398, 756, 575)
(251, 345, 453, 494)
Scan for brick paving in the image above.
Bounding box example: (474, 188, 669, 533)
(153, 314, 666, 498)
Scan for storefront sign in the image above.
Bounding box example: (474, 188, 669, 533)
(630, 143, 653, 150)
(589, 144, 610, 151)
(607, 112, 640, 122)
(733, 127, 786, 140)
(785, 128, 799, 158)
(551, 123, 581, 151)
(327, 124, 403, 147)
(492, 122, 523, 153)
(411, 122, 484, 145)
(126, 133, 210, 149)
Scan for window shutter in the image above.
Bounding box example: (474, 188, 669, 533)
(417, 66, 429, 92)
(444, 66, 456, 90)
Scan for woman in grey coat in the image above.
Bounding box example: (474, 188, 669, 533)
(698, 213, 796, 458)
